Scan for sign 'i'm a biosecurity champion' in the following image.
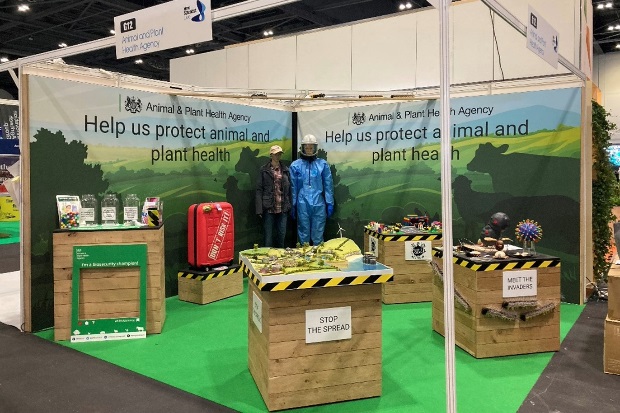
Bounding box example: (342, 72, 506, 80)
(114, 0, 212, 59)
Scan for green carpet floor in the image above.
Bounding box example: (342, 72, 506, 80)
(0, 221, 19, 245)
(37, 279, 583, 413)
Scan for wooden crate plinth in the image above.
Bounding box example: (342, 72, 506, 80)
(178, 267, 243, 305)
(605, 317, 620, 375)
(607, 266, 620, 321)
(431, 254, 560, 358)
(364, 229, 441, 304)
(248, 282, 382, 411)
(52, 226, 166, 341)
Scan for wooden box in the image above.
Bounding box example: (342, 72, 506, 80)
(364, 228, 441, 304)
(178, 266, 243, 304)
(431, 252, 561, 358)
(607, 266, 620, 321)
(248, 282, 382, 411)
(52, 226, 166, 341)
(604, 316, 620, 375)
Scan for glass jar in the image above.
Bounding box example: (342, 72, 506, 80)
(80, 194, 98, 226)
(101, 193, 119, 225)
(123, 193, 140, 224)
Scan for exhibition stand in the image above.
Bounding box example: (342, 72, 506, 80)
(52, 225, 165, 342)
(431, 247, 561, 358)
(364, 227, 442, 304)
(239, 253, 393, 411)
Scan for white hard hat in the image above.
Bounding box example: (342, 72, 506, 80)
(300, 134, 318, 156)
(301, 134, 318, 145)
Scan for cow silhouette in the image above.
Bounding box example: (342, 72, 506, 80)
(236, 146, 269, 187)
(452, 175, 511, 240)
(467, 143, 579, 199)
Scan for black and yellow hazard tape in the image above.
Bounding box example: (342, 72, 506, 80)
(178, 265, 239, 281)
(147, 209, 160, 226)
(240, 260, 393, 291)
(431, 248, 560, 271)
(364, 228, 442, 242)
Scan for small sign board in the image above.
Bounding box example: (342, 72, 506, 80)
(503, 269, 537, 298)
(71, 244, 148, 342)
(526, 6, 559, 69)
(114, 0, 213, 59)
(405, 240, 431, 261)
(252, 291, 263, 333)
(368, 235, 378, 257)
(305, 307, 352, 344)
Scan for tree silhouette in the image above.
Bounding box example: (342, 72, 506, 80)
(29, 128, 108, 330)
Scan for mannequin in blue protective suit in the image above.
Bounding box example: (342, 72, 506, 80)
(290, 134, 334, 245)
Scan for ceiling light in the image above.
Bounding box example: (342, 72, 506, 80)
(610, 26, 615, 30)
(58, 42, 67, 48)
(263, 30, 273, 36)
(606, 2, 613, 8)
(0, 57, 9, 63)
(185, 49, 195, 54)
(399, 2, 412, 10)
(135, 59, 143, 64)
(110, 29, 116, 35)
(616, 44, 620, 48)
(17, 4, 30, 12)
(616, 24, 620, 29)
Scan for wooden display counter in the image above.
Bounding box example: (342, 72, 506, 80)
(364, 228, 442, 304)
(431, 247, 561, 358)
(239, 254, 393, 411)
(52, 225, 165, 341)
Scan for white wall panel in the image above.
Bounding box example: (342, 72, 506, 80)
(453, 1, 494, 84)
(248, 37, 297, 89)
(226, 45, 249, 89)
(497, 0, 577, 65)
(595, 53, 620, 143)
(351, 14, 416, 91)
(416, 8, 442, 88)
(169, 0, 583, 92)
(170, 49, 227, 87)
(297, 26, 352, 91)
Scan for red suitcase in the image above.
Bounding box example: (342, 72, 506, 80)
(188, 202, 235, 269)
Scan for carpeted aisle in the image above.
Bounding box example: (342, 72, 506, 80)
(0, 322, 236, 413)
(518, 300, 620, 413)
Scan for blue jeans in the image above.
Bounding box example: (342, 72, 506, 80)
(263, 212, 287, 248)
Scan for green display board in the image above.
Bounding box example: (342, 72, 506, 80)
(71, 244, 148, 342)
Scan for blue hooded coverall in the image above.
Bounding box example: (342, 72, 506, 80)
(290, 156, 334, 245)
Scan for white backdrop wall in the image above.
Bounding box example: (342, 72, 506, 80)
(170, 0, 581, 91)
(594, 53, 620, 143)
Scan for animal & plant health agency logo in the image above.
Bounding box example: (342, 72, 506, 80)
(124, 96, 142, 113)
(351, 112, 365, 125)
(185, 0, 207, 22)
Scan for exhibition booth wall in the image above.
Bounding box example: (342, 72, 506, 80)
(16, 0, 592, 331)
(170, 0, 583, 91)
(21, 65, 583, 332)
(23, 72, 294, 331)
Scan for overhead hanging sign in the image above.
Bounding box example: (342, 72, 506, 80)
(526, 6, 559, 69)
(114, 0, 212, 59)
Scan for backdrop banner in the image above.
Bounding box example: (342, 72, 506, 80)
(27, 75, 293, 331)
(298, 87, 582, 303)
